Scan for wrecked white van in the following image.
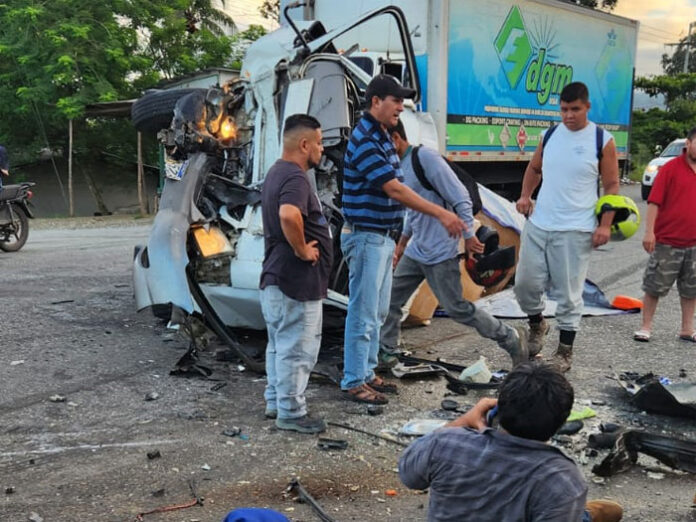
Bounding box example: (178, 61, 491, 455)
(131, 7, 434, 369)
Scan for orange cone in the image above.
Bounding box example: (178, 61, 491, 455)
(611, 295, 643, 311)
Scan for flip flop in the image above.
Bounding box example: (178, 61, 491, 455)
(679, 332, 696, 343)
(633, 330, 651, 342)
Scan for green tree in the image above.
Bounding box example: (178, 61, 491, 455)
(259, 0, 280, 22)
(635, 74, 696, 104)
(0, 1, 239, 162)
(630, 73, 696, 175)
(227, 25, 268, 70)
(661, 34, 696, 75)
(0, 2, 142, 160)
(553, 0, 617, 9)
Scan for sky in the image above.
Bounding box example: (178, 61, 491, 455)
(613, 0, 696, 76)
(228, 0, 691, 77)
(217, 0, 279, 32)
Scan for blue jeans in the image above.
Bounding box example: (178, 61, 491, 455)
(340, 228, 395, 390)
(260, 286, 322, 419)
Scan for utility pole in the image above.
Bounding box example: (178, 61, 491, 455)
(684, 21, 696, 73)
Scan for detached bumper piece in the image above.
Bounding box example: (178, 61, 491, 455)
(593, 430, 696, 477)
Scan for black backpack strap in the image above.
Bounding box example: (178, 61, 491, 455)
(541, 124, 558, 155)
(411, 146, 436, 192)
(595, 126, 605, 197)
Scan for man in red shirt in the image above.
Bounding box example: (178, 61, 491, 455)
(634, 127, 696, 343)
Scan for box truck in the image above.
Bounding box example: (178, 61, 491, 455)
(286, 0, 638, 191)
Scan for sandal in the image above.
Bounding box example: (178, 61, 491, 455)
(679, 332, 696, 343)
(345, 384, 388, 405)
(368, 376, 398, 394)
(633, 329, 651, 342)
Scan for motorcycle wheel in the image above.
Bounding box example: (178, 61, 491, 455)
(0, 204, 29, 252)
(131, 88, 207, 133)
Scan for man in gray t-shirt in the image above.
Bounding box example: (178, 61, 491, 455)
(399, 362, 623, 522)
(379, 120, 527, 367)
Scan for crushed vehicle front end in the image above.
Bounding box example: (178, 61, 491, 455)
(132, 6, 426, 368)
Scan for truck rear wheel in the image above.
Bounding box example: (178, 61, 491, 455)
(131, 88, 207, 133)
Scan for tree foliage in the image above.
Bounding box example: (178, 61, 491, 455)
(0, 0, 258, 163)
(259, 0, 280, 22)
(635, 74, 696, 105)
(558, 0, 617, 10)
(630, 70, 696, 174)
(227, 25, 268, 70)
(661, 34, 696, 75)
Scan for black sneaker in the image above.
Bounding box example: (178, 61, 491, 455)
(275, 415, 326, 434)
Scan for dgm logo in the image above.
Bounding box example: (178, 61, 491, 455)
(494, 5, 573, 104)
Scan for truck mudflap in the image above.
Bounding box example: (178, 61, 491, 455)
(133, 153, 209, 315)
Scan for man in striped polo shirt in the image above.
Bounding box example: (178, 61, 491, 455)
(341, 74, 465, 404)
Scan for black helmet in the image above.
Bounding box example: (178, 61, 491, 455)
(464, 226, 516, 287)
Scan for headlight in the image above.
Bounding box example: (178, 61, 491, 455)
(192, 226, 234, 258)
(218, 117, 237, 141)
(643, 164, 658, 175)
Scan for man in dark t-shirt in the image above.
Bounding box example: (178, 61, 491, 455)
(259, 113, 332, 434)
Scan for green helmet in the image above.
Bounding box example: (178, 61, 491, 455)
(595, 194, 640, 240)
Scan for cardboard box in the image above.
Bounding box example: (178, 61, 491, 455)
(404, 213, 521, 325)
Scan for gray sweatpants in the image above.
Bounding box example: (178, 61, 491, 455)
(514, 221, 593, 331)
(380, 255, 518, 353)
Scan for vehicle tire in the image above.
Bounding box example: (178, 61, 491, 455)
(641, 183, 651, 201)
(0, 204, 29, 252)
(131, 88, 207, 133)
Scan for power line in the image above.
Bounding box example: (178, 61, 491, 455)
(640, 22, 682, 40)
(639, 34, 676, 45)
(640, 26, 681, 41)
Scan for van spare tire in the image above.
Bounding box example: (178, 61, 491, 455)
(131, 88, 207, 133)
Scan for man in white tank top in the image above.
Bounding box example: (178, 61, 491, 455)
(514, 82, 620, 372)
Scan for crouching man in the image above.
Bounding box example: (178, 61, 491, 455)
(259, 114, 332, 434)
(399, 362, 623, 522)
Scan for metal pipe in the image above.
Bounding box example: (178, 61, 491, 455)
(283, 2, 310, 55)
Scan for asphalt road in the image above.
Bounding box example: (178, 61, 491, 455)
(1, 183, 695, 522)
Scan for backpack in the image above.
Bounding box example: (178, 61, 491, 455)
(542, 124, 605, 161)
(410, 146, 483, 216)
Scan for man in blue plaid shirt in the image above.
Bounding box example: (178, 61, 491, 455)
(399, 362, 623, 522)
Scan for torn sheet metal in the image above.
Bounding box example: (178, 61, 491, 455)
(617, 372, 696, 419)
(391, 362, 446, 379)
(394, 354, 506, 393)
(400, 419, 448, 436)
(593, 430, 696, 476)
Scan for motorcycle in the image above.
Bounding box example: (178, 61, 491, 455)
(0, 182, 35, 252)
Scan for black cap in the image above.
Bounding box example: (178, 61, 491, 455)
(365, 74, 416, 102)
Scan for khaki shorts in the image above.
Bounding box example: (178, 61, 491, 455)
(642, 243, 696, 298)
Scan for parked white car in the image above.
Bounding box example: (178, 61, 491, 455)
(641, 138, 685, 201)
